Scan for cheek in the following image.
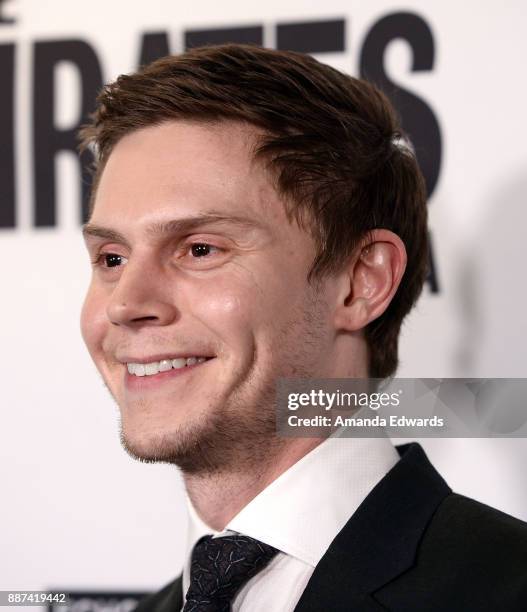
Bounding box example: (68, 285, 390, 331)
(191, 286, 256, 343)
(186, 271, 297, 354)
(183, 271, 273, 366)
(80, 284, 107, 357)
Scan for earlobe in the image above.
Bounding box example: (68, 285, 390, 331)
(334, 230, 407, 332)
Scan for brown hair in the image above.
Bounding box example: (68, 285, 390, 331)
(79, 44, 428, 378)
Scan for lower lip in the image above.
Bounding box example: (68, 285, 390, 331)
(124, 358, 215, 391)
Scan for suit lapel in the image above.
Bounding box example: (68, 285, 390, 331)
(155, 575, 183, 612)
(294, 443, 451, 611)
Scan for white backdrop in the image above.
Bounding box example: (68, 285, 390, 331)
(1, 0, 526, 598)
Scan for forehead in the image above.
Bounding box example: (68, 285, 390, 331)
(91, 120, 285, 231)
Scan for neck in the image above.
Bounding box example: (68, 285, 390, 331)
(183, 437, 322, 531)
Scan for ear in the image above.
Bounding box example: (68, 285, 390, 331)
(333, 229, 407, 332)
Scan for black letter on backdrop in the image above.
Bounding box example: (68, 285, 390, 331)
(185, 26, 263, 49)
(360, 12, 441, 197)
(33, 40, 103, 226)
(138, 32, 170, 67)
(0, 43, 15, 228)
(360, 12, 441, 292)
(276, 19, 345, 54)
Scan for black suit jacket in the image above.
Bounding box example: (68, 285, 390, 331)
(135, 443, 527, 611)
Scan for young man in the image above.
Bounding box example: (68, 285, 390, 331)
(79, 44, 527, 611)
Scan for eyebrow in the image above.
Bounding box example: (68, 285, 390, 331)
(82, 212, 267, 245)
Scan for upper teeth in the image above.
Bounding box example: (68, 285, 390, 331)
(127, 357, 208, 376)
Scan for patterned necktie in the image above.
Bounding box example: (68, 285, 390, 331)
(182, 534, 278, 611)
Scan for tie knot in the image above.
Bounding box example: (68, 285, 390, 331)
(184, 534, 278, 611)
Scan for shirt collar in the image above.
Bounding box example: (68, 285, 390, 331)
(184, 435, 399, 570)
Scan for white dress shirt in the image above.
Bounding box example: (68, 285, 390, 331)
(182, 435, 399, 611)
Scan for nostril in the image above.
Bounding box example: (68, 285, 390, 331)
(107, 293, 179, 327)
(111, 314, 159, 326)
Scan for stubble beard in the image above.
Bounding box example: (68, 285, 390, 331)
(118, 380, 282, 476)
(118, 287, 329, 477)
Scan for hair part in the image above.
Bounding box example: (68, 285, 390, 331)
(79, 44, 428, 378)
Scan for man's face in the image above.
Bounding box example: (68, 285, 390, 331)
(81, 120, 338, 472)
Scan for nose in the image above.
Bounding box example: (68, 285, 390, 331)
(106, 260, 178, 328)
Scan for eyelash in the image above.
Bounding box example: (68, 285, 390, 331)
(91, 242, 223, 268)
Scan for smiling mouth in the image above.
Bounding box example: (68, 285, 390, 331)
(127, 356, 214, 377)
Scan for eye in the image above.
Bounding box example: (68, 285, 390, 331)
(92, 252, 128, 269)
(104, 253, 125, 267)
(189, 243, 220, 258)
(178, 240, 228, 270)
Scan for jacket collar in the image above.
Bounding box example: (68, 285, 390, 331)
(157, 443, 451, 612)
(146, 575, 183, 612)
(294, 442, 451, 611)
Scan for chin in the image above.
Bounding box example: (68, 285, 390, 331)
(117, 411, 220, 471)
(119, 423, 189, 465)
(117, 396, 278, 476)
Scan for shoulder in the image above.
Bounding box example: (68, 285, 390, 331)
(377, 492, 527, 610)
(133, 575, 183, 612)
(427, 492, 527, 560)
